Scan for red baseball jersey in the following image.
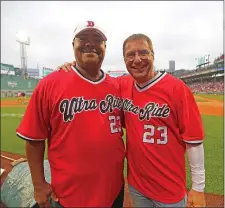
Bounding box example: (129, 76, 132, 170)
(16, 67, 125, 207)
(119, 71, 204, 203)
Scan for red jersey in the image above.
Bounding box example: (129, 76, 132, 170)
(16, 66, 125, 207)
(119, 72, 204, 203)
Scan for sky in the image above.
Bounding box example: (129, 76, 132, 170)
(1, 1, 224, 72)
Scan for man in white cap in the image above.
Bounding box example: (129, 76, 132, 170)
(16, 20, 125, 208)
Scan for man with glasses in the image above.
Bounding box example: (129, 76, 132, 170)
(16, 21, 125, 208)
(120, 34, 205, 208)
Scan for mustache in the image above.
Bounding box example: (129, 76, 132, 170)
(81, 48, 101, 55)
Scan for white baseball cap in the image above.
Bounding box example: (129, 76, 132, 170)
(73, 21, 107, 41)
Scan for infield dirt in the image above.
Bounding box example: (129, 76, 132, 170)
(1, 96, 224, 207)
(1, 96, 224, 116)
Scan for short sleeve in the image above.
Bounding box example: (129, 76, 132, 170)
(175, 80, 204, 143)
(16, 79, 50, 141)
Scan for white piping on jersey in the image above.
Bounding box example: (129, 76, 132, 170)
(135, 71, 167, 92)
(137, 72, 162, 88)
(71, 66, 106, 85)
(183, 140, 203, 144)
(16, 132, 46, 141)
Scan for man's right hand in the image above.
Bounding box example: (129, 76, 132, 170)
(57, 61, 76, 72)
(34, 181, 58, 208)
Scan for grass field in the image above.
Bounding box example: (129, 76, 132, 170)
(195, 93, 224, 101)
(1, 95, 224, 195)
(194, 98, 207, 102)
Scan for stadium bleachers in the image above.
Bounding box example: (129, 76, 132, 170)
(175, 53, 224, 94)
(188, 80, 224, 93)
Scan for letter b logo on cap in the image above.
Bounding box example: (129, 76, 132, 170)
(87, 21, 95, 27)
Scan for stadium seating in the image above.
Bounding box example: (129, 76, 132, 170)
(187, 80, 224, 93)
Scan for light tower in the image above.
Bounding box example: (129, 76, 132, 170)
(16, 31, 30, 78)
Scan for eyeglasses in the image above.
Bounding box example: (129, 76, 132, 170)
(124, 50, 153, 61)
(76, 37, 104, 45)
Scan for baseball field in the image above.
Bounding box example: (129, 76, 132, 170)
(0, 94, 224, 207)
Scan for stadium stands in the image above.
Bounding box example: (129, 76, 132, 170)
(1, 62, 43, 97)
(188, 80, 224, 93)
(214, 54, 224, 63)
(174, 54, 224, 94)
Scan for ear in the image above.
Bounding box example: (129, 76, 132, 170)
(152, 51, 155, 59)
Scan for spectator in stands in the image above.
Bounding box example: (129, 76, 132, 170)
(186, 80, 224, 93)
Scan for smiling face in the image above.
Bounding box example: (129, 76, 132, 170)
(124, 38, 154, 84)
(73, 30, 106, 69)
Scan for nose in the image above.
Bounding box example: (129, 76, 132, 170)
(133, 53, 142, 64)
(85, 41, 95, 47)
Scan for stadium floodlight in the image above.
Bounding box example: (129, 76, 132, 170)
(16, 31, 31, 78)
(16, 31, 30, 45)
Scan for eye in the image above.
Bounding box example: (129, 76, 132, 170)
(126, 52, 135, 57)
(95, 39, 103, 44)
(78, 37, 88, 42)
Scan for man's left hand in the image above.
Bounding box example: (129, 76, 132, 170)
(187, 189, 206, 208)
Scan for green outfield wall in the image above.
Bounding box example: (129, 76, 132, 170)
(1, 74, 40, 97)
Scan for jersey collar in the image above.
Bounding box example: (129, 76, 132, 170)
(71, 65, 106, 85)
(135, 71, 167, 92)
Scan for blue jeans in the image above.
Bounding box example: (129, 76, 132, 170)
(129, 185, 187, 207)
(32, 198, 63, 208)
(49, 198, 63, 208)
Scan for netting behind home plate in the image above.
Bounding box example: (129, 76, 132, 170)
(1, 160, 51, 207)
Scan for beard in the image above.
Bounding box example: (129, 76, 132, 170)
(74, 45, 105, 67)
(82, 53, 100, 65)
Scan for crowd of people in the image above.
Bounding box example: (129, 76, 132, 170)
(187, 80, 224, 93)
